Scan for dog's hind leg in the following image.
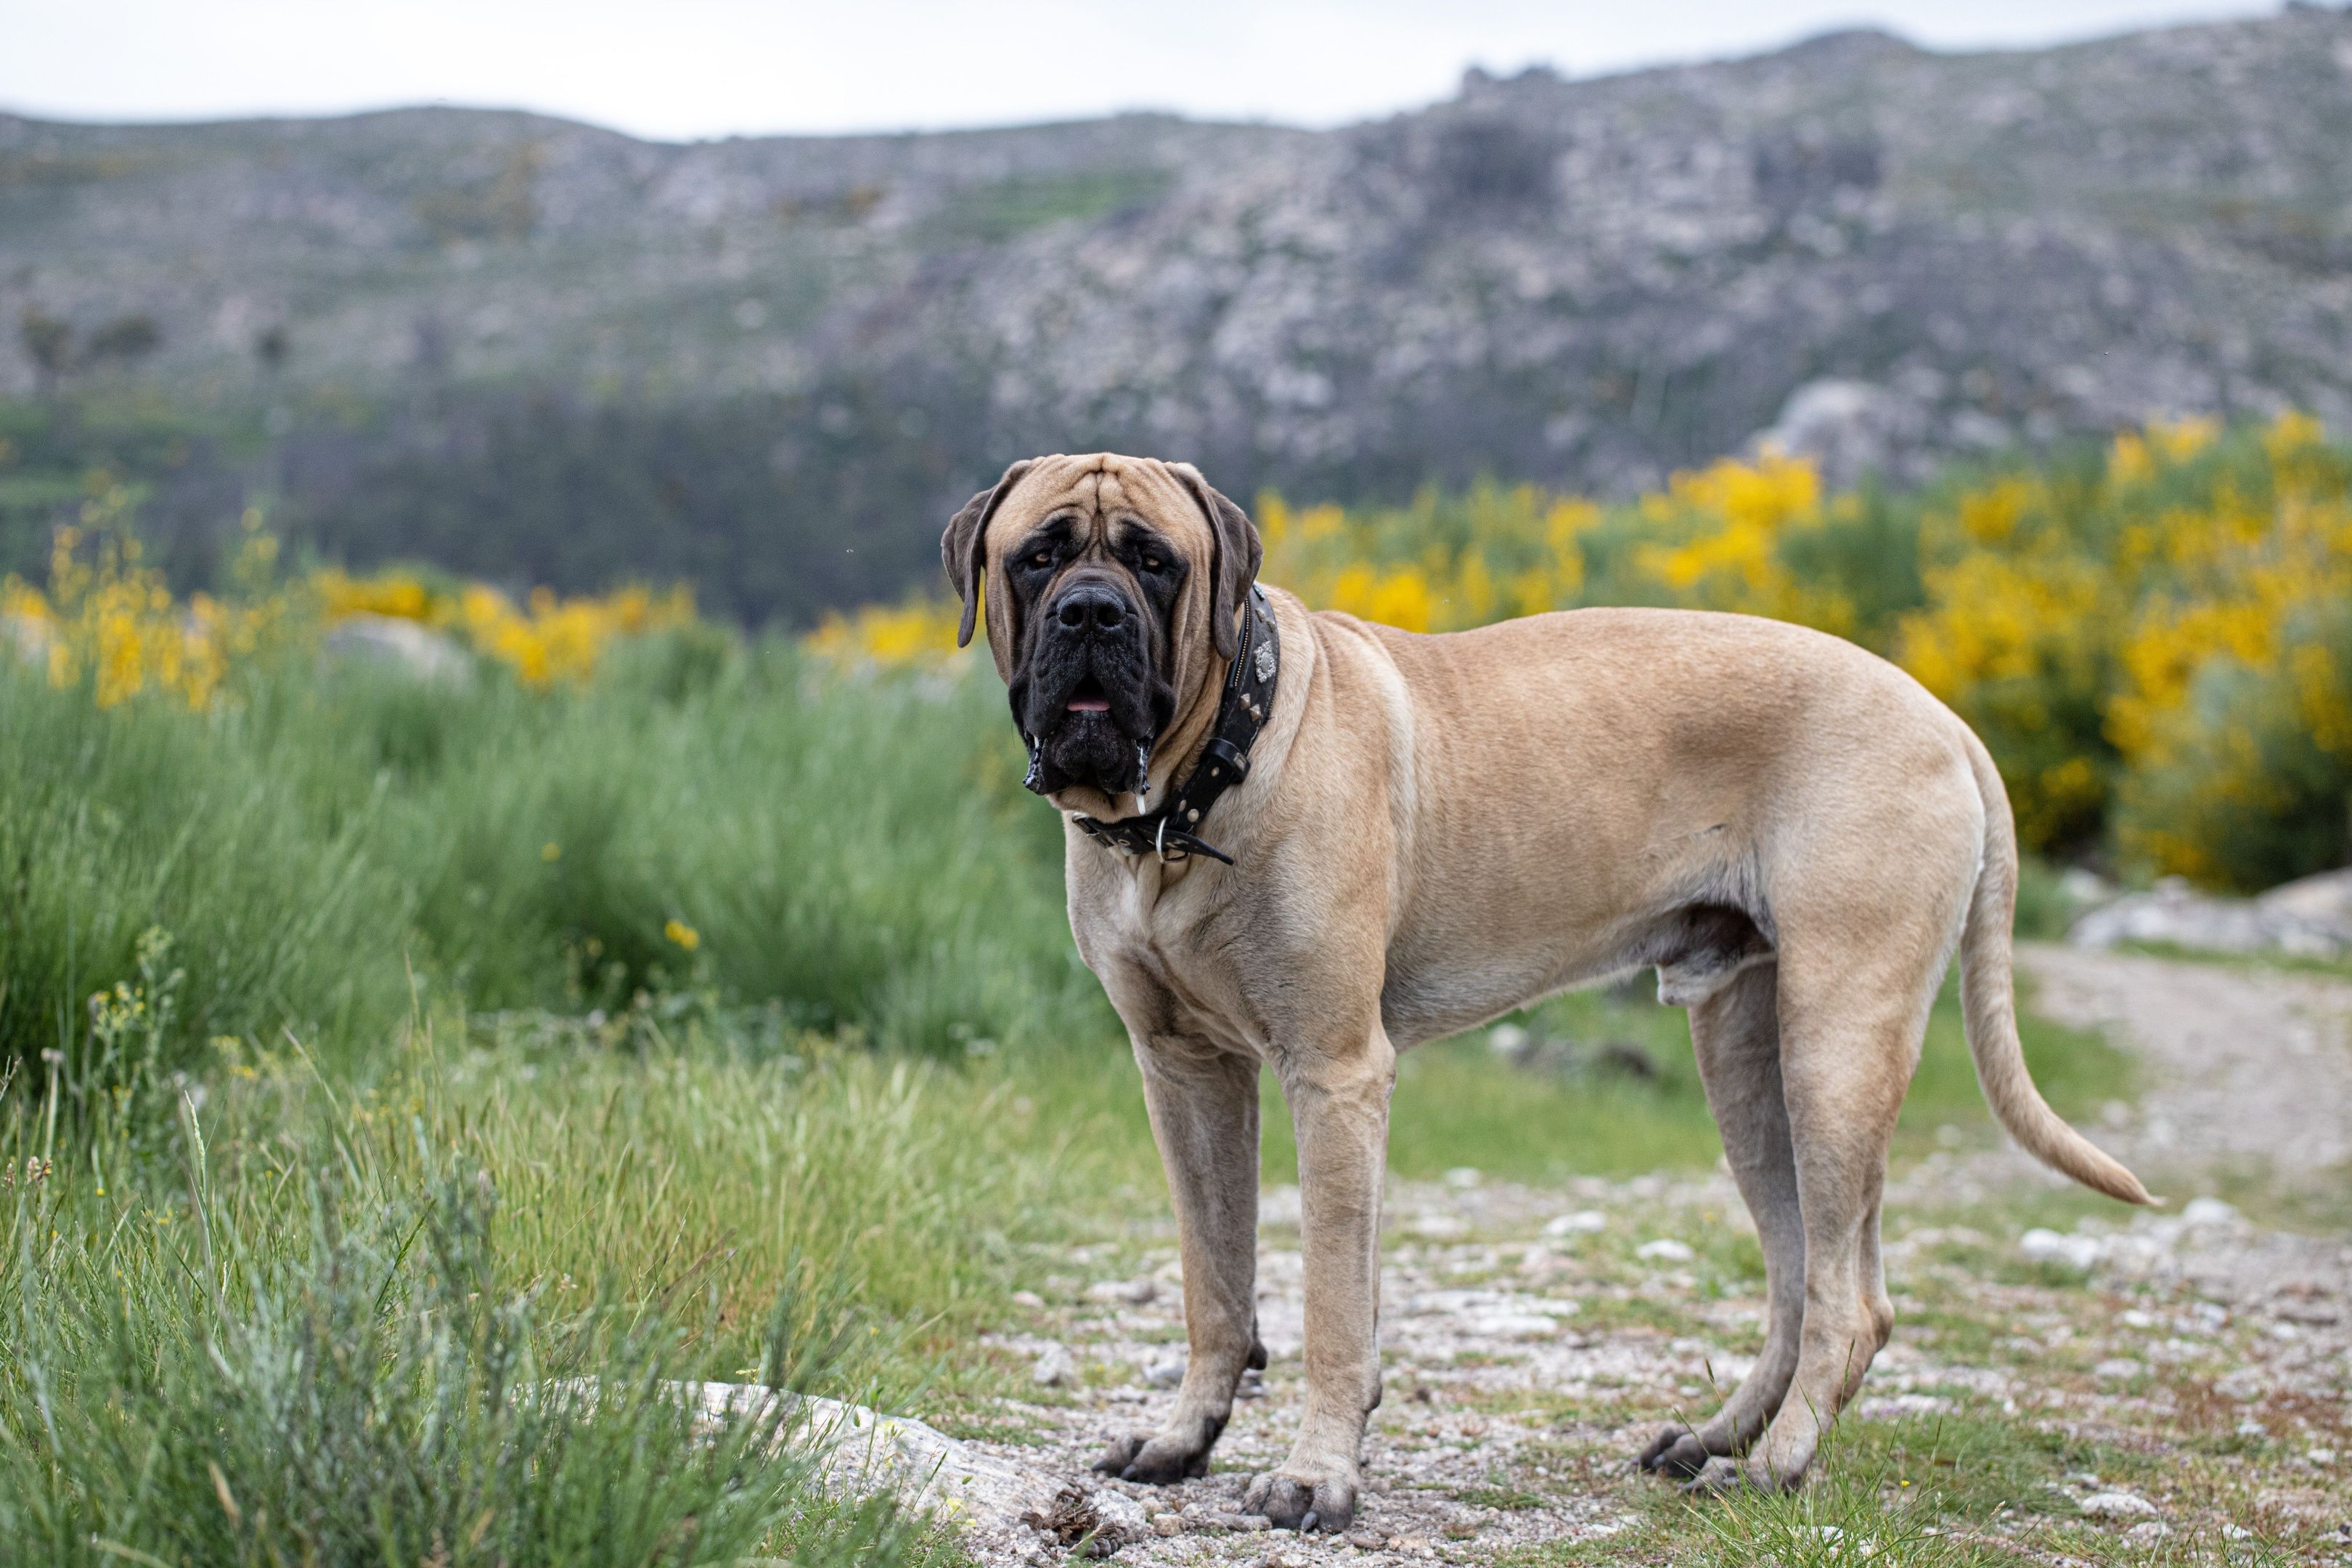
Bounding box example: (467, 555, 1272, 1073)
(1638, 961, 1805, 1478)
(1689, 944, 1935, 1493)
(1095, 1034, 1265, 1484)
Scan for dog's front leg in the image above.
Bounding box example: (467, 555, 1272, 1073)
(1094, 1033, 1264, 1483)
(1245, 1020, 1397, 1532)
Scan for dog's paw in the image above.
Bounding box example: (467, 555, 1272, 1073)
(1091, 1434, 1147, 1478)
(1635, 1426, 1712, 1479)
(1678, 1456, 1754, 1495)
(1680, 1455, 1805, 1495)
(1242, 1469, 1357, 1532)
(1092, 1428, 1213, 1485)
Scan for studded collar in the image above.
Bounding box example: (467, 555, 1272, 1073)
(1069, 586, 1280, 867)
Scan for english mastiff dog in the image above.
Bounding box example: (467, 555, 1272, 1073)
(942, 452, 2149, 1521)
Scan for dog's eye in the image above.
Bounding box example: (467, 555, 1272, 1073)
(1029, 550, 1053, 568)
(1141, 556, 1163, 572)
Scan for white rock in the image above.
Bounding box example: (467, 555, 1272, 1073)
(583, 1380, 1151, 1551)
(2181, 1196, 2239, 1228)
(2059, 867, 2113, 904)
(1087, 1278, 1156, 1305)
(1747, 378, 1927, 489)
(1544, 1210, 1607, 1236)
(1143, 1357, 1185, 1389)
(2092, 1357, 2146, 1381)
(1444, 1166, 1483, 1189)
(321, 613, 473, 682)
(1011, 1290, 1045, 1309)
(1466, 1310, 1564, 1337)
(1487, 1023, 1528, 1058)
(2125, 1520, 2171, 1542)
(2020, 1228, 2103, 1270)
(2078, 1491, 2157, 1519)
(2070, 873, 2351, 957)
(1636, 1238, 1696, 1262)
(1032, 1344, 1077, 1387)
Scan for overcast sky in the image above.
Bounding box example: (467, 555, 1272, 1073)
(2, 0, 2283, 141)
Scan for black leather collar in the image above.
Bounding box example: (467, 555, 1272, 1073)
(1071, 586, 1280, 867)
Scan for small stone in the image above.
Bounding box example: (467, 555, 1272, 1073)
(1636, 1238, 1695, 1262)
(2309, 1447, 2337, 1466)
(1145, 1357, 1185, 1388)
(2019, 1228, 2103, 1270)
(1012, 1290, 1045, 1309)
(2078, 1491, 2157, 1519)
(1193, 1511, 1270, 1533)
(1153, 1514, 1184, 1537)
(2125, 1521, 2171, 1542)
(1544, 1210, 1606, 1236)
(1444, 1166, 1482, 1188)
(2092, 1357, 2145, 1381)
(1088, 1278, 1158, 1305)
(1032, 1344, 1077, 1387)
(2182, 1196, 2239, 1228)
(1346, 1530, 1387, 1550)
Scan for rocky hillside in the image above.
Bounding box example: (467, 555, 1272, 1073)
(4, 7, 2351, 613)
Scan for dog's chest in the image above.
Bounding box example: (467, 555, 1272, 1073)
(1071, 862, 1262, 1053)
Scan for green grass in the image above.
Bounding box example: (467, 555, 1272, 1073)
(1, 636, 1107, 1083)
(0, 1032, 997, 1566)
(0, 637, 2161, 1566)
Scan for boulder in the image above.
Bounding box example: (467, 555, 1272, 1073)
(666, 1382, 1148, 1559)
(320, 613, 472, 682)
(2069, 873, 2352, 957)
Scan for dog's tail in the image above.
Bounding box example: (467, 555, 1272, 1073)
(1956, 732, 2153, 1205)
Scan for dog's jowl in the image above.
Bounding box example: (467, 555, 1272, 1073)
(944, 453, 2149, 1524)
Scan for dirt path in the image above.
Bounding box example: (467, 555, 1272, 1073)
(2019, 944, 2352, 1176)
(932, 950, 2352, 1566)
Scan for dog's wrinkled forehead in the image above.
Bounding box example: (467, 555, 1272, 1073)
(985, 454, 1212, 558)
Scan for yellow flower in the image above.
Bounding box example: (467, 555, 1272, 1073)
(663, 919, 701, 952)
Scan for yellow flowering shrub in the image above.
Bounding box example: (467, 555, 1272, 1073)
(314, 567, 693, 688)
(3, 500, 695, 707)
(1258, 484, 1598, 632)
(804, 597, 969, 671)
(1231, 415, 2351, 886)
(1, 496, 288, 709)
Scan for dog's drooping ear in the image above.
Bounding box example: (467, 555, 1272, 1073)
(940, 460, 1034, 648)
(1170, 464, 1263, 661)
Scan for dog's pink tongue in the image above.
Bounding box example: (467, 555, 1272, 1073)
(1068, 696, 1111, 713)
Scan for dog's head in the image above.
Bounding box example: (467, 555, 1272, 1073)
(941, 453, 1261, 808)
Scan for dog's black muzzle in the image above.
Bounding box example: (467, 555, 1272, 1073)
(1011, 579, 1172, 798)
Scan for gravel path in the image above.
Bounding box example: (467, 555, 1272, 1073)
(918, 949, 2352, 1566)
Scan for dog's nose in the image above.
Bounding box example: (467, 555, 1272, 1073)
(1055, 584, 1127, 634)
